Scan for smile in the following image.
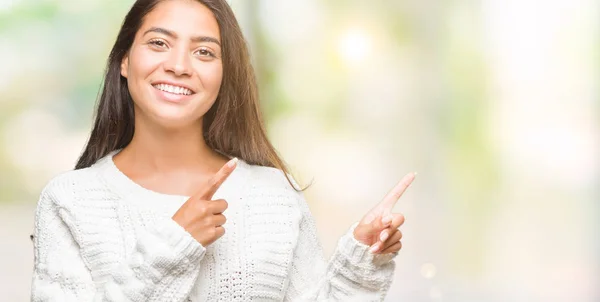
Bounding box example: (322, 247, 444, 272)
(152, 83, 194, 96)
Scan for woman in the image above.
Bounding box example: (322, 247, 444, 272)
(31, 0, 415, 301)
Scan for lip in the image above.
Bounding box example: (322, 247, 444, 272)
(151, 84, 195, 104)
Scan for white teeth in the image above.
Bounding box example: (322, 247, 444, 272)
(153, 84, 192, 95)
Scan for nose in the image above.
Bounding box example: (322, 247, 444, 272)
(163, 47, 193, 76)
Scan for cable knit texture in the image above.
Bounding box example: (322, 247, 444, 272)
(31, 151, 398, 301)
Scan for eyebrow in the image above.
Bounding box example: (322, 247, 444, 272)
(143, 27, 221, 46)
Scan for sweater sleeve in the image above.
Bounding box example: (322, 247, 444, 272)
(31, 186, 205, 302)
(284, 192, 398, 302)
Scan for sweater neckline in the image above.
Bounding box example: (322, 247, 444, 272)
(94, 149, 249, 201)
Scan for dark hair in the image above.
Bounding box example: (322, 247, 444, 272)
(76, 0, 304, 191)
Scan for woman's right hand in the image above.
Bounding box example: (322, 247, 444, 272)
(171, 158, 238, 247)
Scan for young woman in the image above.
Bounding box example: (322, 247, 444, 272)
(31, 0, 415, 301)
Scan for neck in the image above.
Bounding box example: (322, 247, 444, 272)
(118, 116, 223, 173)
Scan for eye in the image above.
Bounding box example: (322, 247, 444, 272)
(148, 39, 168, 48)
(194, 47, 215, 58)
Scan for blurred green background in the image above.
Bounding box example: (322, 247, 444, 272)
(1, 0, 598, 301)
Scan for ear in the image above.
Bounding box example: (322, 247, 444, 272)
(120, 53, 129, 78)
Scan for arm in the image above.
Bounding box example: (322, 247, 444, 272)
(31, 188, 205, 302)
(284, 192, 397, 302)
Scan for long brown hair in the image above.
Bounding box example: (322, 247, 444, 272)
(76, 0, 304, 191)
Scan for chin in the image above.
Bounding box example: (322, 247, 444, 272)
(151, 112, 202, 130)
(131, 103, 199, 130)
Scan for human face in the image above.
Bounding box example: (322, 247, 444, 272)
(120, 0, 223, 129)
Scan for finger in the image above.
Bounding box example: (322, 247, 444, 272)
(369, 241, 383, 253)
(372, 215, 388, 233)
(380, 172, 416, 209)
(379, 241, 402, 254)
(212, 213, 226, 226)
(381, 229, 403, 249)
(381, 212, 404, 228)
(209, 199, 228, 214)
(389, 213, 405, 229)
(379, 225, 402, 242)
(379, 229, 390, 242)
(196, 158, 238, 200)
(214, 225, 225, 238)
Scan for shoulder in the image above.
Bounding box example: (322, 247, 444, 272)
(40, 168, 90, 201)
(38, 163, 114, 210)
(33, 168, 102, 238)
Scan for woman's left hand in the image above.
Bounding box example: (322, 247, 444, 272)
(353, 172, 416, 254)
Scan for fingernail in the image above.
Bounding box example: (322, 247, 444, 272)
(380, 231, 389, 242)
(413, 171, 418, 176)
(382, 215, 392, 225)
(228, 157, 238, 168)
(369, 242, 380, 253)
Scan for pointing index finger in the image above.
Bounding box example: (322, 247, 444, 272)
(196, 157, 238, 200)
(380, 172, 416, 209)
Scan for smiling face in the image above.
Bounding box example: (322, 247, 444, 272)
(120, 0, 223, 129)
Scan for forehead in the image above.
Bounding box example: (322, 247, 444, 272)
(140, 0, 220, 39)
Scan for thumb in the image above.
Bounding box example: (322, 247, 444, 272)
(354, 215, 390, 245)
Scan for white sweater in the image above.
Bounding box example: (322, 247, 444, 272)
(31, 151, 398, 301)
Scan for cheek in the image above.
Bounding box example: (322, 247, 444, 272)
(128, 48, 161, 83)
(126, 49, 163, 103)
(197, 63, 223, 94)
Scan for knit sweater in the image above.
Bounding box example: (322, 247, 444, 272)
(31, 151, 398, 301)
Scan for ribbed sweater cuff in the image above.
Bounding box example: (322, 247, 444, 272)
(156, 218, 205, 261)
(145, 218, 206, 278)
(337, 222, 397, 268)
